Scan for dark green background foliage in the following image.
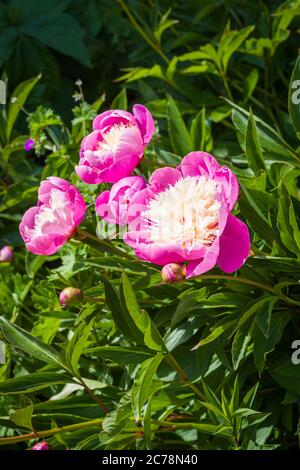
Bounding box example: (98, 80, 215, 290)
(1, 0, 300, 450)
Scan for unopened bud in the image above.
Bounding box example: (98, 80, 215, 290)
(0, 246, 13, 263)
(59, 287, 82, 307)
(31, 441, 51, 450)
(161, 263, 186, 283)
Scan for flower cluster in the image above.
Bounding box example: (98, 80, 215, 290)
(19, 104, 250, 279)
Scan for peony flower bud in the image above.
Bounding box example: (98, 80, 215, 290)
(162, 263, 186, 283)
(59, 287, 82, 307)
(0, 246, 13, 263)
(31, 441, 51, 450)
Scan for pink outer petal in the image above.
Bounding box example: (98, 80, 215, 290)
(80, 131, 102, 155)
(72, 191, 86, 226)
(96, 155, 141, 183)
(214, 167, 239, 210)
(127, 188, 154, 227)
(124, 228, 206, 265)
(186, 239, 220, 278)
(178, 152, 221, 178)
(38, 177, 70, 205)
(109, 176, 146, 200)
(217, 214, 250, 273)
(75, 164, 101, 184)
(123, 233, 191, 265)
(95, 191, 117, 224)
(133, 104, 155, 145)
(113, 125, 144, 161)
(26, 234, 67, 256)
(93, 109, 135, 131)
(19, 207, 67, 256)
(19, 206, 40, 236)
(76, 154, 140, 184)
(178, 152, 239, 209)
(148, 167, 182, 193)
(38, 178, 86, 226)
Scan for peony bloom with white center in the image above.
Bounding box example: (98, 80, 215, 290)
(19, 177, 86, 255)
(76, 105, 155, 184)
(124, 152, 250, 278)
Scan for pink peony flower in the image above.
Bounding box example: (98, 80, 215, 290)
(95, 176, 146, 225)
(76, 105, 154, 184)
(0, 245, 13, 262)
(124, 152, 250, 278)
(19, 177, 86, 255)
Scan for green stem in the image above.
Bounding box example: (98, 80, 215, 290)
(76, 228, 133, 261)
(78, 378, 109, 414)
(166, 353, 207, 401)
(220, 71, 233, 100)
(196, 275, 300, 307)
(0, 419, 103, 446)
(117, 0, 170, 64)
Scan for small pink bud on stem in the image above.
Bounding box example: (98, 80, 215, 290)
(161, 263, 186, 283)
(59, 287, 82, 307)
(0, 246, 13, 263)
(31, 441, 51, 450)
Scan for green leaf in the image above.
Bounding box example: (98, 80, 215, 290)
(277, 182, 300, 256)
(0, 316, 66, 369)
(231, 325, 251, 370)
(243, 68, 259, 101)
(171, 288, 207, 326)
(164, 316, 201, 351)
(87, 346, 155, 364)
(238, 186, 278, 246)
(154, 9, 178, 44)
(270, 355, 300, 394)
(245, 109, 267, 175)
(0, 372, 72, 395)
(252, 310, 291, 372)
(23, 14, 92, 67)
(66, 319, 94, 376)
(131, 353, 164, 420)
(229, 376, 240, 415)
(193, 319, 236, 349)
(10, 404, 33, 431)
(236, 296, 275, 330)
(103, 278, 144, 344)
(167, 95, 193, 155)
(227, 99, 299, 162)
(190, 107, 213, 152)
(111, 88, 128, 110)
(6, 74, 41, 141)
(218, 26, 255, 73)
(120, 273, 165, 351)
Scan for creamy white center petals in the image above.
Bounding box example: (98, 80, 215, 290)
(26, 189, 73, 239)
(99, 123, 134, 153)
(32, 207, 56, 236)
(142, 176, 221, 251)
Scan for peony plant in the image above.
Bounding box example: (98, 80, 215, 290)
(19, 107, 250, 280)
